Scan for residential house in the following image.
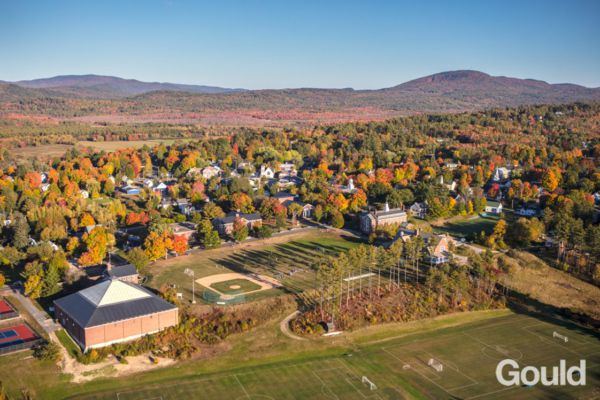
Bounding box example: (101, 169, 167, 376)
(485, 201, 503, 215)
(153, 182, 167, 195)
(492, 167, 511, 182)
(119, 186, 140, 196)
(169, 222, 197, 242)
(202, 165, 222, 180)
(359, 203, 408, 234)
(422, 234, 451, 265)
(278, 162, 297, 178)
(174, 198, 193, 216)
(409, 202, 428, 219)
(213, 212, 262, 236)
(273, 192, 296, 204)
(259, 165, 275, 179)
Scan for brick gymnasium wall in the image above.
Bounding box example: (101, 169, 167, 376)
(55, 306, 179, 350)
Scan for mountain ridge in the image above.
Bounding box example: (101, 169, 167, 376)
(2, 70, 599, 123)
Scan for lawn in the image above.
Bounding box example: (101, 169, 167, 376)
(434, 214, 500, 238)
(209, 278, 262, 295)
(67, 311, 600, 400)
(148, 230, 363, 304)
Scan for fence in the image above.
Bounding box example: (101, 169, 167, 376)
(202, 289, 246, 305)
(0, 338, 44, 356)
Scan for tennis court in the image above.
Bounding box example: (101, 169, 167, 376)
(0, 324, 39, 351)
(0, 299, 18, 320)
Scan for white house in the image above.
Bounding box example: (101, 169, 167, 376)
(492, 167, 511, 182)
(259, 165, 275, 179)
(485, 201, 503, 215)
(202, 166, 222, 180)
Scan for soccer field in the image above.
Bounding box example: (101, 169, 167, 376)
(73, 312, 600, 400)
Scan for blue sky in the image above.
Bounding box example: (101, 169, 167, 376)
(1, 0, 599, 89)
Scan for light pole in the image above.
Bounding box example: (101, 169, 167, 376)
(184, 268, 196, 304)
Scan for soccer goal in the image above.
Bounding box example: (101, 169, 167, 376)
(553, 331, 568, 343)
(361, 376, 377, 391)
(428, 358, 444, 372)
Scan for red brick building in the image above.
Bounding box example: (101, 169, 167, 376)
(54, 279, 178, 351)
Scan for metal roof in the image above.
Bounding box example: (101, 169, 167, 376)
(54, 279, 176, 328)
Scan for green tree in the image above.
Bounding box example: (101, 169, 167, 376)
(126, 247, 150, 272)
(10, 212, 30, 249)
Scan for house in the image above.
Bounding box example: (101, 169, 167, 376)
(359, 203, 408, 234)
(105, 264, 139, 284)
(174, 199, 193, 215)
(422, 234, 451, 265)
(259, 165, 275, 179)
(485, 201, 503, 215)
(41, 183, 50, 192)
(281, 199, 314, 219)
(341, 178, 357, 194)
(186, 167, 203, 178)
(492, 167, 511, 182)
(54, 279, 178, 350)
(79, 190, 90, 199)
(119, 185, 140, 196)
(278, 162, 297, 178)
(213, 212, 262, 236)
(153, 182, 167, 194)
(143, 179, 154, 188)
(409, 202, 428, 219)
(273, 192, 296, 204)
(202, 165, 221, 180)
(169, 222, 196, 242)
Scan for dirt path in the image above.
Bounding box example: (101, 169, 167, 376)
(279, 311, 307, 341)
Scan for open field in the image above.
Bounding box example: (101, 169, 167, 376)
(148, 230, 363, 303)
(76, 139, 198, 152)
(6, 138, 200, 159)
(68, 311, 600, 400)
(433, 214, 500, 238)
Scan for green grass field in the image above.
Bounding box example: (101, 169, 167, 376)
(69, 312, 600, 400)
(209, 278, 262, 295)
(149, 230, 362, 303)
(434, 214, 500, 238)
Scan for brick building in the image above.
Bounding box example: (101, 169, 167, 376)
(54, 279, 178, 351)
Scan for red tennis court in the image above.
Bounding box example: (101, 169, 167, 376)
(0, 299, 15, 315)
(0, 324, 38, 349)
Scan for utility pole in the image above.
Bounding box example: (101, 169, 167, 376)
(184, 268, 196, 304)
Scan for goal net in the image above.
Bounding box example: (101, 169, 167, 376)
(428, 358, 443, 372)
(553, 331, 568, 343)
(361, 376, 377, 391)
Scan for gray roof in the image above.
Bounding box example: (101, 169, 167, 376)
(107, 264, 138, 278)
(54, 279, 176, 328)
(215, 212, 262, 225)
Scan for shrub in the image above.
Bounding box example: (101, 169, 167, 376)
(33, 342, 62, 362)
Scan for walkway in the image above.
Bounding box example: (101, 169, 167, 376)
(1, 285, 61, 335)
(279, 310, 307, 341)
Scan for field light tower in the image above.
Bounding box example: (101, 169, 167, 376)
(184, 268, 196, 304)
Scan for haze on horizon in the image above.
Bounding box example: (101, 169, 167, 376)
(1, 0, 600, 90)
